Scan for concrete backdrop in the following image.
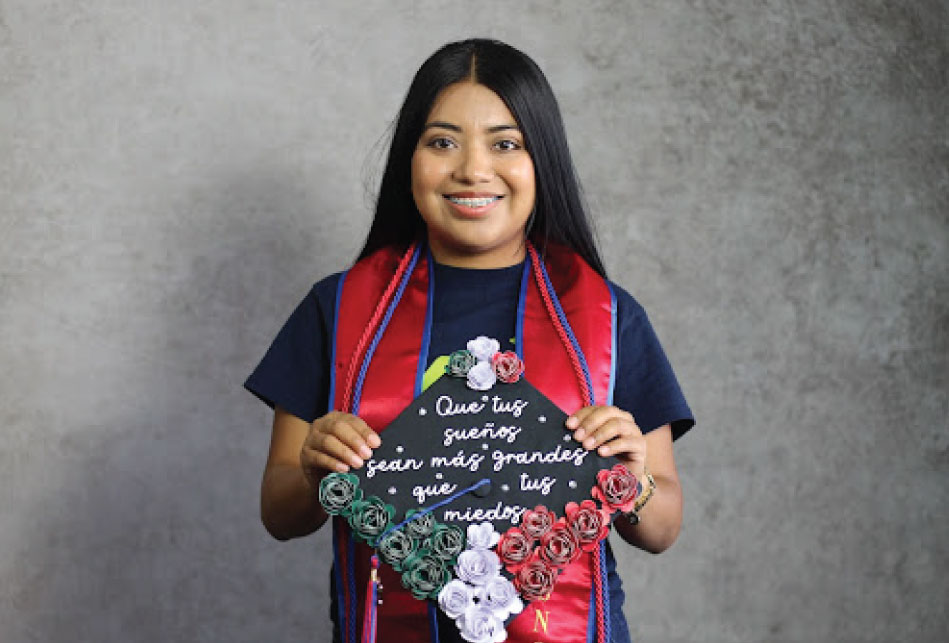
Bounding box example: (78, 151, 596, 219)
(1, 1, 946, 641)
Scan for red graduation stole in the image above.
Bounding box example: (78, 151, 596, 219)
(330, 241, 615, 643)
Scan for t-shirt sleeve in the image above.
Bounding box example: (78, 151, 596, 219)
(611, 284, 695, 440)
(243, 274, 342, 423)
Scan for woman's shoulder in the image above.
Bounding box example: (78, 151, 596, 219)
(298, 271, 346, 313)
(270, 272, 347, 338)
(605, 279, 648, 323)
(311, 271, 345, 295)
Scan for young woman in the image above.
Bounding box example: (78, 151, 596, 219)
(246, 39, 694, 643)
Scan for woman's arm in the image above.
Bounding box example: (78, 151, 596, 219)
(566, 408, 682, 553)
(609, 424, 682, 553)
(260, 408, 326, 540)
(260, 407, 380, 541)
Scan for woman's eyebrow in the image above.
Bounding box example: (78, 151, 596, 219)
(422, 121, 520, 133)
(423, 121, 462, 133)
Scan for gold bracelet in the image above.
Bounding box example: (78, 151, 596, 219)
(624, 470, 656, 525)
(634, 471, 657, 511)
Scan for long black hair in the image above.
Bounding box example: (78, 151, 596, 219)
(357, 39, 606, 277)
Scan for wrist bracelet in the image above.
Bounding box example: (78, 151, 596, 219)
(635, 471, 657, 511)
(624, 470, 656, 525)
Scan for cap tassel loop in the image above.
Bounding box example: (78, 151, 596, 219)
(360, 555, 382, 643)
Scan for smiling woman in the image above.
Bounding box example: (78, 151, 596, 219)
(245, 38, 695, 643)
(358, 38, 606, 276)
(411, 82, 536, 268)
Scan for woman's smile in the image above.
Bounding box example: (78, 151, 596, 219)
(444, 193, 503, 217)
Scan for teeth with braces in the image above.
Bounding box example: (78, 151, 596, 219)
(446, 196, 500, 207)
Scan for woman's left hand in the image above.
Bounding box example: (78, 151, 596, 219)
(567, 411, 682, 552)
(565, 406, 646, 480)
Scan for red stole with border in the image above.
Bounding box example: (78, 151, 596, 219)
(331, 243, 613, 643)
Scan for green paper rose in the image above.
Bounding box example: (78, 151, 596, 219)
(377, 528, 419, 572)
(404, 509, 436, 539)
(425, 523, 465, 564)
(346, 496, 395, 544)
(445, 349, 477, 377)
(318, 472, 362, 516)
(401, 549, 450, 600)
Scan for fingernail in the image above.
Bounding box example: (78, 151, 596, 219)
(583, 438, 595, 449)
(360, 446, 372, 459)
(565, 417, 578, 428)
(574, 429, 585, 440)
(335, 463, 350, 473)
(350, 457, 363, 468)
(599, 446, 610, 456)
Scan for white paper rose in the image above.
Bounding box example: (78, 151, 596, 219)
(457, 605, 507, 643)
(476, 576, 524, 621)
(466, 361, 497, 391)
(466, 336, 501, 362)
(466, 522, 500, 550)
(438, 579, 474, 619)
(455, 548, 502, 586)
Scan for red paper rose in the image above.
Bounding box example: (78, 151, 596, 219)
(539, 518, 581, 568)
(513, 553, 557, 601)
(591, 464, 640, 514)
(497, 526, 535, 573)
(491, 351, 525, 384)
(520, 505, 555, 539)
(564, 500, 612, 552)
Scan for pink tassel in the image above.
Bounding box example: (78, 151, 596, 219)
(360, 555, 381, 643)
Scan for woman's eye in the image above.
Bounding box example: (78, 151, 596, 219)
(494, 139, 521, 151)
(427, 137, 455, 150)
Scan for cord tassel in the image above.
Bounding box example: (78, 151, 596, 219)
(360, 555, 382, 643)
(528, 242, 610, 643)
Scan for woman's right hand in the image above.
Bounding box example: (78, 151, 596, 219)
(300, 411, 381, 490)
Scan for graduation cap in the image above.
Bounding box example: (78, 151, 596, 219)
(318, 338, 641, 638)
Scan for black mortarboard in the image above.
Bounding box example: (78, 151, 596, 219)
(318, 354, 640, 638)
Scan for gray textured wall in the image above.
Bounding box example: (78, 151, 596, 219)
(2, 1, 946, 641)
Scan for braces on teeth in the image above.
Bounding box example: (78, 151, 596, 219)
(447, 196, 500, 207)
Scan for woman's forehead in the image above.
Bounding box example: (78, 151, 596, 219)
(424, 82, 519, 131)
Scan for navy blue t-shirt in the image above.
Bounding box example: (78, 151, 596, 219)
(246, 261, 693, 438)
(245, 261, 694, 643)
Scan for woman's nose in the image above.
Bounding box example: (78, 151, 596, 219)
(452, 146, 493, 183)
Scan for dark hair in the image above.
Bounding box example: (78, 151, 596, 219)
(358, 38, 606, 277)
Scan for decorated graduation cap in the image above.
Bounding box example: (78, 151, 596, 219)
(320, 336, 641, 641)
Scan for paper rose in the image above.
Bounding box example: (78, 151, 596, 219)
(491, 351, 525, 384)
(538, 518, 581, 568)
(318, 472, 362, 516)
(466, 521, 500, 550)
(402, 549, 450, 600)
(512, 555, 557, 601)
(476, 576, 524, 621)
(446, 349, 477, 377)
(346, 497, 395, 544)
(457, 605, 507, 643)
(466, 361, 497, 391)
(466, 336, 501, 362)
(519, 505, 555, 539)
(455, 548, 502, 586)
(377, 528, 418, 572)
(405, 508, 436, 539)
(438, 579, 475, 619)
(427, 523, 465, 563)
(592, 464, 640, 514)
(564, 500, 612, 552)
(497, 526, 534, 573)
(456, 604, 507, 643)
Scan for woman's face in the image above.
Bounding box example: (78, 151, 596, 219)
(411, 82, 536, 268)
